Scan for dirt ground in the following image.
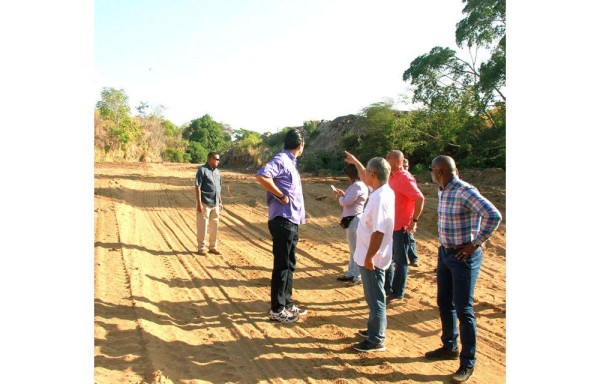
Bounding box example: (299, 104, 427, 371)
(94, 162, 506, 384)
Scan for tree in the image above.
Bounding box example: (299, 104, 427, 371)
(401, 0, 505, 168)
(186, 141, 209, 164)
(233, 128, 262, 149)
(136, 104, 168, 161)
(183, 114, 230, 153)
(348, 101, 409, 163)
(136, 101, 149, 117)
(403, 0, 505, 125)
(96, 87, 139, 146)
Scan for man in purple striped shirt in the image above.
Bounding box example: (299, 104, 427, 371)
(256, 128, 307, 324)
(425, 155, 502, 383)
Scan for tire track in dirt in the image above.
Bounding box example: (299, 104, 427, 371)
(94, 178, 156, 383)
(95, 163, 506, 384)
(124, 173, 314, 382)
(140, 192, 313, 383)
(141, 178, 394, 382)
(215, 202, 445, 382)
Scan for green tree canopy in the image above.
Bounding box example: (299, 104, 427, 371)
(183, 114, 230, 153)
(186, 141, 209, 164)
(399, 0, 505, 168)
(403, 0, 505, 125)
(233, 128, 262, 149)
(96, 87, 139, 145)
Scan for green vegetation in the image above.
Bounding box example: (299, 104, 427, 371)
(94, 0, 505, 171)
(401, 0, 505, 168)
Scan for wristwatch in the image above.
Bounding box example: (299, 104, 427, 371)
(412, 218, 418, 223)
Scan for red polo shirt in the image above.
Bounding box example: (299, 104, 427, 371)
(388, 169, 424, 230)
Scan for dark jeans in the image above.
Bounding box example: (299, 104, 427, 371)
(437, 245, 483, 369)
(408, 232, 418, 263)
(268, 216, 298, 312)
(384, 229, 410, 298)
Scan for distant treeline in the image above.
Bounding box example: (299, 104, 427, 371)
(94, 0, 505, 173)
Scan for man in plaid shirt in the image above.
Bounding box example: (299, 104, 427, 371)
(425, 155, 502, 383)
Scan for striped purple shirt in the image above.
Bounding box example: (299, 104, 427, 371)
(437, 177, 502, 248)
(256, 150, 306, 225)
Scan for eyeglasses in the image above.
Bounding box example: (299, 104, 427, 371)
(213, 158, 220, 161)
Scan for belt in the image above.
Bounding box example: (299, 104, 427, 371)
(441, 242, 471, 252)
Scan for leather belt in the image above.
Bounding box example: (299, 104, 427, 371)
(442, 242, 471, 252)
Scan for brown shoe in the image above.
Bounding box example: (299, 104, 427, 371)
(208, 249, 222, 255)
(197, 249, 207, 255)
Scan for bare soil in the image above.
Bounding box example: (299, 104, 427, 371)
(94, 162, 505, 384)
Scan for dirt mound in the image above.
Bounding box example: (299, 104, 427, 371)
(303, 114, 364, 155)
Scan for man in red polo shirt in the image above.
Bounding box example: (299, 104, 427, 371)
(384, 150, 424, 304)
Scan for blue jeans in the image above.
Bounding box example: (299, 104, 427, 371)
(384, 229, 410, 298)
(437, 245, 483, 369)
(359, 266, 387, 344)
(344, 216, 361, 280)
(408, 232, 418, 264)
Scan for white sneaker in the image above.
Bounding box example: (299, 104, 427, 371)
(286, 305, 307, 316)
(269, 309, 299, 323)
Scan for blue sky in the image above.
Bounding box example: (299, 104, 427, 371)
(95, 0, 463, 132)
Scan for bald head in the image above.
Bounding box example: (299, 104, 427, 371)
(432, 155, 457, 176)
(385, 150, 404, 172)
(430, 155, 458, 187)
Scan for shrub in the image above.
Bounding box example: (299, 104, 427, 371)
(186, 142, 209, 164)
(300, 150, 346, 174)
(162, 147, 190, 163)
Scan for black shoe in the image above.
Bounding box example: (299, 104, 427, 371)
(425, 346, 459, 360)
(353, 339, 385, 352)
(357, 329, 368, 338)
(451, 365, 474, 383)
(410, 261, 420, 267)
(386, 295, 403, 305)
(337, 275, 353, 282)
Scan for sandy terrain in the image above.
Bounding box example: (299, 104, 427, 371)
(94, 162, 505, 384)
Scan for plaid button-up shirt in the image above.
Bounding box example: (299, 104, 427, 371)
(437, 177, 502, 248)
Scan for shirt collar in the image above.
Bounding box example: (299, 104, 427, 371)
(282, 149, 297, 165)
(439, 176, 460, 191)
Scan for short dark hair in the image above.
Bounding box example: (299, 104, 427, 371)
(343, 163, 359, 181)
(207, 152, 219, 160)
(284, 128, 304, 150)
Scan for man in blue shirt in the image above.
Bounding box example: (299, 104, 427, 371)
(195, 152, 222, 255)
(256, 129, 307, 324)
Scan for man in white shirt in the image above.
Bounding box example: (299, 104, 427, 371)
(344, 152, 395, 352)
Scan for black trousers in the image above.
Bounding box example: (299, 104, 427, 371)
(268, 216, 298, 312)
